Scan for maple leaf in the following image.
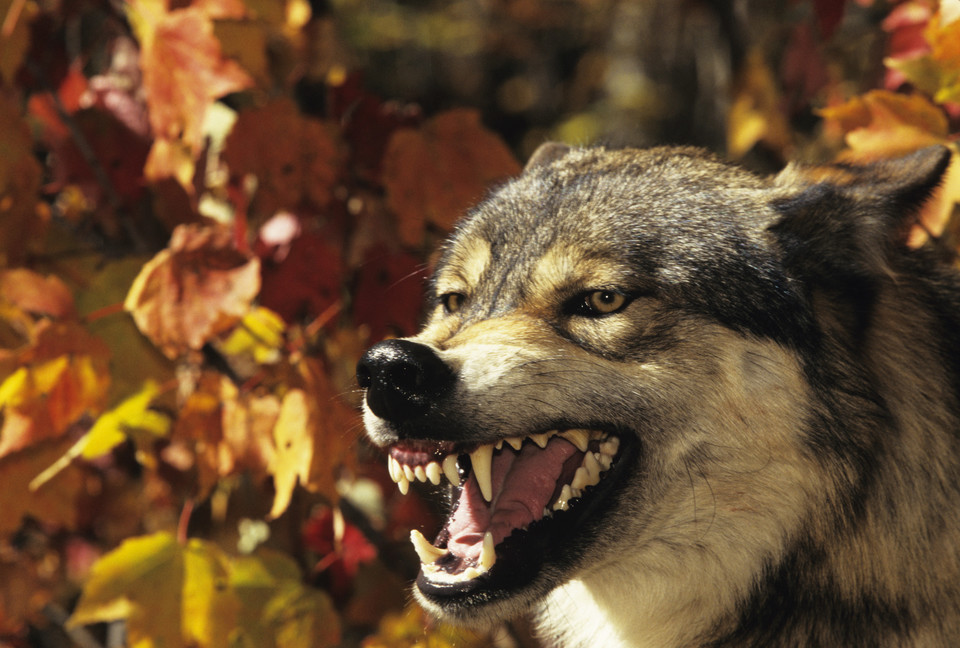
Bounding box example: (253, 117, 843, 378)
(381, 109, 520, 248)
(0, 269, 76, 320)
(69, 533, 245, 648)
(257, 224, 343, 325)
(818, 90, 948, 158)
(30, 381, 170, 490)
(124, 223, 261, 359)
(302, 507, 377, 600)
(222, 98, 342, 221)
(0, 321, 111, 458)
(268, 388, 313, 518)
(232, 549, 341, 648)
(126, 0, 253, 189)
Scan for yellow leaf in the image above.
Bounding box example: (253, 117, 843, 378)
(268, 389, 313, 518)
(69, 532, 185, 648)
(727, 49, 792, 159)
(220, 307, 286, 365)
(231, 549, 340, 648)
(30, 381, 169, 490)
(183, 540, 239, 648)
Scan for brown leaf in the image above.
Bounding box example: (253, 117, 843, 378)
(381, 109, 520, 248)
(0, 93, 45, 266)
(223, 98, 342, 221)
(124, 223, 261, 359)
(0, 435, 86, 536)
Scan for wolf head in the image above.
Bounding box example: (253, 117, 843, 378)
(357, 144, 959, 646)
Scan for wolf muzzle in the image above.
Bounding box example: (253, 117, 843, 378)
(356, 339, 454, 425)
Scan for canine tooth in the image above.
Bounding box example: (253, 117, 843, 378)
(442, 455, 461, 487)
(561, 429, 591, 452)
(410, 529, 447, 564)
(506, 437, 524, 451)
(530, 432, 553, 448)
(470, 444, 495, 502)
(398, 476, 410, 495)
(388, 456, 402, 483)
(402, 464, 416, 482)
(479, 531, 496, 571)
(425, 461, 442, 485)
(414, 465, 427, 482)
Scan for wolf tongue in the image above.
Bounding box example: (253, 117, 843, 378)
(445, 438, 578, 564)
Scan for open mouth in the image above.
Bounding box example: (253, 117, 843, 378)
(384, 429, 626, 601)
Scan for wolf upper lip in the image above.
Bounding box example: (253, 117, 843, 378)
(385, 429, 621, 584)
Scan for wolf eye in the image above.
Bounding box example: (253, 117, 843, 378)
(440, 292, 466, 314)
(572, 290, 629, 317)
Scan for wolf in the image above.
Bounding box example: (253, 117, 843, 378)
(356, 143, 960, 647)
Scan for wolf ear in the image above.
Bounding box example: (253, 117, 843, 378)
(524, 142, 571, 172)
(769, 145, 953, 279)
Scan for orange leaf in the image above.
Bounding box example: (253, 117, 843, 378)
(128, 0, 252, 187)
(382, 109, 520, 248)
(819, 90, 948, 159)
(0, 321, 111, 458)
(124, 223, 260, 359)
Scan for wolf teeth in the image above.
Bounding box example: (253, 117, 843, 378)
(442, 454, 460, 487)
(479, 531, 496, 571)
(410, 529, 448, 564)
(386, 431, 620, 502)
(470, 444, 495, 502)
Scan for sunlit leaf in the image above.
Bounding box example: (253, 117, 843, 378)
(269, 388, 313, 518)
(124, 223, 260, 359)
(69, 532, 185, 647)
(127, 0, 253, 189)
(220, 306, 287, 364)
(818, 90, 948, 158)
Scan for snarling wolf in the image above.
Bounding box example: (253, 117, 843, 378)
(356, 143, 960, 647)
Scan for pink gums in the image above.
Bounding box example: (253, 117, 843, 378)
(445, 437, 579, 563)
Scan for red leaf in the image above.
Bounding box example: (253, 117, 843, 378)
(352, 245, 427, 340)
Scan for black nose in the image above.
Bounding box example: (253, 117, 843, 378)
(356, 339, 455, 422)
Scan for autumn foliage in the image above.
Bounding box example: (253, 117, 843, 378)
(0, 0, 959, 646)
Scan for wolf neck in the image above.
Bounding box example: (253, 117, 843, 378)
(532, 555, 750, 648)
